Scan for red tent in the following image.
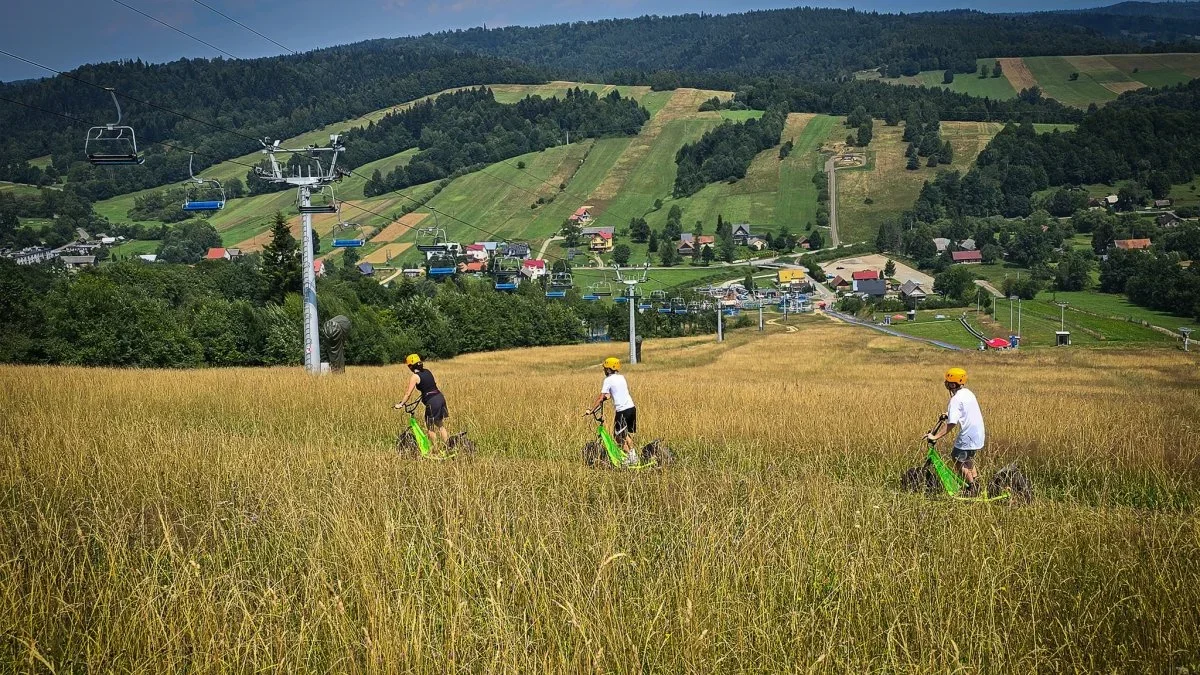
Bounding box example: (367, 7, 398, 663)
(986, 338, 1011, 349)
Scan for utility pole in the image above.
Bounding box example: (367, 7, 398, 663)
(1017, 297, 1022, 339)
(1181, 327, 1193, 352)
(717, 303, 724, 342)
(256, 135, 346, 374)
(1056, 301, 1069, 332)
(758, 301, 764, 332)
(613, 263, 650, 364)
(1008, 295, 1016, 333)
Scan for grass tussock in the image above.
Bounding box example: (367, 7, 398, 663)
(2, 324, 1198, 672)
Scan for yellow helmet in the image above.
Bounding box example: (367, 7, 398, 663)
(603, 357, 620, 371)
(405, 354, 422, 366)
(945, 367, 967, 385)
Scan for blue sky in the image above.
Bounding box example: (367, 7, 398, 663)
(2, 0, 1117, 82)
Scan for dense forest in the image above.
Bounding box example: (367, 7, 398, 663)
(673, 105, 788, 198)
(407, 6, 1191, 82)
(352, 87, 648, 195)
(0, 46, 543, 200)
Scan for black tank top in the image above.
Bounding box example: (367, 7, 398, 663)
(415, 369, 440, 401)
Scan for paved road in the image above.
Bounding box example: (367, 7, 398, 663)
(536, 235, 563, 260)
(974, 279, 1004, 298)
(824, 156, 841, 247)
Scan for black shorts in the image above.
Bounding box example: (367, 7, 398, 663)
(424, 393, 449, 426)
(614, 407, 637, 439)
(951, 447, 978, 463)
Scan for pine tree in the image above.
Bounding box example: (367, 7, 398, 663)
(262, 211, 301, 304)
(647, 229, 659, 254)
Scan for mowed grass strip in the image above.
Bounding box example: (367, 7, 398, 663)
(834, 120, 1002, 244)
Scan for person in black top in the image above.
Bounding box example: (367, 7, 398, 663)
(395, 353, 451, 446)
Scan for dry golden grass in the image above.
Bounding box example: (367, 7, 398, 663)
(999, 57, 1039, 93)
(2, 324, 1199, 672)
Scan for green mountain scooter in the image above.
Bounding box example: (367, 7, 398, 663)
(581, 404, 674, 470)
(901, 415, 1033, 504)
(393, 399, 475, 460)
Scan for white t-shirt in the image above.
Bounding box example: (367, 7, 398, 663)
(601, 374, 635, 412)
(947, 387, 985, 450)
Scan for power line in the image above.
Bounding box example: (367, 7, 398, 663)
(189, 0, 296, 55)
(109, 0, 242, 61)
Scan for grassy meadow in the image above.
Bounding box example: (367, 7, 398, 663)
(2, 324, 1199, 672)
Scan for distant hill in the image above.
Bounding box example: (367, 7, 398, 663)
(406, 4, 1199, 83)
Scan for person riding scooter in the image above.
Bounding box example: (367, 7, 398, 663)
(585, 357, 639, 466)
(925, 367, 985, 497)
(394, 354, 451, 448)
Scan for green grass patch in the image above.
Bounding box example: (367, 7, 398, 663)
(1023, 56, 1118, 108)
(1038, 291, 1195, 333)
(0, 182, 48, 197)
(26, 155, 52, 170)
(718, 110, 765, 121)
(887, 318, 981, 350)
(109, 239, 160, 259)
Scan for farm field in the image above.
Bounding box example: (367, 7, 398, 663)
(2, 324, 1198, 671)
(871, 53, 1200, 108)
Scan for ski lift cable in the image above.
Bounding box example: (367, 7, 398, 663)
(109, 0, 242, 61)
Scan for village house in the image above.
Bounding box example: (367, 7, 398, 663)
(746, 236, 768, 252)
(459, 261, 487, 275)
(677, 233, 715, 256)
(582, 226, 615, 253)
(777, 269, 807, 287)
(204, 247, 231, 261)
(568, 206, 594, 224)
(503, 242, 531, 259)
(226, 248, 242, 259)
(932, 237, 951, 253)
(830, 275, 852, 291)
(138, 254, 158, 263)
(313, 259, 326, 278)
(1113, 238, 1152, 251)
(853, 277, 887, 297)
(959, 238, 976, 251)
(521, 258, 548, 280)
(464, 244, 489, 262)
(357, 261, 375, 277)
(731, 224, 754, 246)
(1154, 199, 1173, 209)
(60, 255, 96, 271)
(1156, 212, 1181, 228)
(6, 246, 57, 265)
(851, 269, 881, 282)
(898, 279, 928, 302)
(951, 250, 983, 264)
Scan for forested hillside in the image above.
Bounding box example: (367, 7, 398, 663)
(408, 6, 1186, 82)
(0, 46, 543, 199)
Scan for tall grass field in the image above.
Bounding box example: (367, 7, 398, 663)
(2, 324, 1198, 671)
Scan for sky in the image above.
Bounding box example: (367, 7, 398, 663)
(2, 0, 1120, 82)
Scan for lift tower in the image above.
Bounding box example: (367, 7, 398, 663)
(256, 135, 346, 373)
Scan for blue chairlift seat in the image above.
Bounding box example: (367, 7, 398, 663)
(638, 303, 652, 310)
(333, 239, 365, 248)
(546, 290, 567, 298)
(183, 200, 224, 212)
(429, 266, 455, 276)
(657, 306, 671, 314)
(583, 294, 600, 301)
(614, 296, 628, 304)
(299, 204, 338, 214)
(496, 281, 518, 291)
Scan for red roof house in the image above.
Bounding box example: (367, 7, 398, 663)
(1114, 238, 1152, 251)
(313, 259, 326, 277)
(568, 206, 594, 223)
(851, 269, 880, 281)
(204, 247, 230, 260)
(521, 258, 547, 279)
(951, 250, 983, 264)
(459, 261, 486, 273)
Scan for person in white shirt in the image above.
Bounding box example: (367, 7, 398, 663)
(926, 367, 985, 495)
(586, 357, 639, 465)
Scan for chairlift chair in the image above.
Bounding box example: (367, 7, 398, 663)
(416, 227, 449, 253)
(181, 153, 226, 212)
(493, 255, 521, 290)
(546, 271, 572, 299)
(650, 290, 667, 302)
(590, 281, 613, 297)
(85, 89, 144, 166)
(671, 298, 687, 315)
(299, 185, 339, 214)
